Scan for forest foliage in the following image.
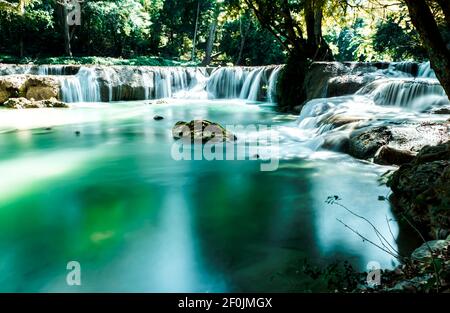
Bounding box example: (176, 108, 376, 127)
(0, 0, 438, 65)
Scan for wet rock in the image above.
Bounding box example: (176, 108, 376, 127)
(374, 145, 416, 166)
(389, 141, 450, 238)
(411, 239, 450, 262)
(172, 120, 237, 143)
(349, 126, 393, 159)
(304, 62, 382, 102)
(325, 115, 365, 128)
(3, 97, 68, 109)
(153, 115, 164, 121)
(431, 107, 450, 115)
(349, 122, 449, 161)
(327, 75, 377, 98)
(304, 62, 349, 101)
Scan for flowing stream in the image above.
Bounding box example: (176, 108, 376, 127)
(0, 61, 447, 292)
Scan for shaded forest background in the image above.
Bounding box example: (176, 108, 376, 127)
(0, 0, 442, 66)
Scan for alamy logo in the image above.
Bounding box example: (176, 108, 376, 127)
(366, 261, 381, 287)
(59, 0, 83, 26)
(66, 261, 82, 286)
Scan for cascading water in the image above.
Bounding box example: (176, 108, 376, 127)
(268, 66, 282, 103)
(418, 61, 436, 78)
(294, 60, 449, 153)
(207, 67, 246, 99)
(357, 78, 446, 108)
(206, 66, 279, 101)
(60, 67, 101, 103)
(37, 65, 65, 76)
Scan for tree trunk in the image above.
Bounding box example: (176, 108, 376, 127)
(62, 4, 72, 57)
(202, 6, 220, 66)
(18, 0, 25, 58)
(235, 17, 250, 65)
(304, 0, 332, 60)
(191, 0, 200, 62)
(404, 0, 450, 100)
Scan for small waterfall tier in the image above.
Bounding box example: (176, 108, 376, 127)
(0, 64, 282, 103)
(357, 78, 447, 108)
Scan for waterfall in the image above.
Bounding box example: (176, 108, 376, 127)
(390, 62, 417, 77)
(60, 67, 101, 103)
(418, 61, 436, 78)
(356, 78, 446, 107)
(207, 67, 245, 99)
(37, 65, 65, 76)
(240, 68, 265, 101)
(268, 66, 282, 103)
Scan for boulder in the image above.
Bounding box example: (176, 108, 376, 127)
(411, 239, 450, 262)
(374, 145, 416, 166)
(172, 120, 237, 143)
(3, 97, 68, 109)
(388, 141, 450, 238)
(304, 62, 349, 101)
(349, 122, 450, 161)
(24, 76, 60, 101)
(349, 126, 393, 159)
(0, 75, 27, 104)
(304, 62, 382, 102)
(0, 75, 61, 104)
(327, 74, 377, 98)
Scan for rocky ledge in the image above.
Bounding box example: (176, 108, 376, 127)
(0, 75, 61, 104)
(3, 97, 68, 109)
(346, 121, 450, 166)
(388, 141, 450, 239)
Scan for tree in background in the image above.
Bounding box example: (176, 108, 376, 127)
(373, 14, 427, 61)
(243, 0, 333, 110)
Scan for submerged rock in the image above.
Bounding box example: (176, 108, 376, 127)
(3, 97, 68, 109)
(172, 120, 237, 143)
(153, 115, 164, 120)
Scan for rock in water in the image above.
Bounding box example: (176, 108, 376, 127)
(3, 97, 68, 109)
(374, 145, 416, 166)
(349, 126, 393, 159)
(172, 120, 237, 143)
(153, 115, 164, 121)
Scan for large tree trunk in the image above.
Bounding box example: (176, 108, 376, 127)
(18, 0, 25, 58)
(191, 0, 200, 61)
(235, 17, 250, 65)
(202, 6, 220, 66)
(404, 0, 450, 100)
(61, 4, 72, 57)
(304, 0, 332, 60)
